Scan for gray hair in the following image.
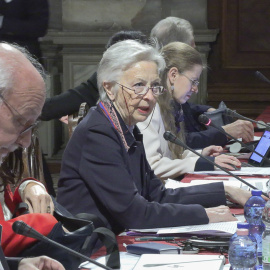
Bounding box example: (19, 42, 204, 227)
(150, 17, 194, 48)
(0, 42, 46, 100)
(97, 40, 165, 102)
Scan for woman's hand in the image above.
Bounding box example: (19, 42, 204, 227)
(224, 185, 253, 206)
(202, 145, 223, 157)
(206, 205, 237, 223)
(22, 183, 54, 214)
(214, 154, 241, 171)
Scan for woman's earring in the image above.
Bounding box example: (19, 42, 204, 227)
(171, 85, 174, 92)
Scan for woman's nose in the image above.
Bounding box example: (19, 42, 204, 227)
(143, 88, 156, 101)
(191, 85, 199, 93)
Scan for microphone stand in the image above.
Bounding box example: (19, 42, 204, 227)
(163, 131, 268, 197)
(199, 115, 270, 166)
(225, 109, 270, 130)
(12, 221, 114, 270)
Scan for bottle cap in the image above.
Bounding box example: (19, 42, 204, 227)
(237, 222, 249, 229)
(251, 190, 262, 196)
(236, 229, 249, 236)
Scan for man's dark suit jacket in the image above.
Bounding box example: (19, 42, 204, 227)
(57, 104, 227, 234)
(183, 102, 228, 149)
(0, 0, 49, 60)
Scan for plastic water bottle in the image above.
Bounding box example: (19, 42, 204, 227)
(229, 228, 257, 270)
(230, 222, 256, 245)
(262, 184, 270, 269)
(244, 190, 266, 268)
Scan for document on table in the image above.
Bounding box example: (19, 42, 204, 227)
(133, 254, 225, 270)
(165, 177, 269, 192)
(130, 221, 237, 237)
(194, 167, 270, 176)
(157, 221, 237, 236)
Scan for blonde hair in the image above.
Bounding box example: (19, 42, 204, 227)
(159, 42, 204, 158)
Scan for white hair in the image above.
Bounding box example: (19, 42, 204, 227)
(150, 17, 194, 48)
(0, 42, 46, 101)
(97, 40, 166, 102)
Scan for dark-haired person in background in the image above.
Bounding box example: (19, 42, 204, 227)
(0, 0, 49, 63)
(40, 30, 148, 122)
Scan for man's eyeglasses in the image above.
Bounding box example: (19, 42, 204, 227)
(179, 73, 200, 88)
(0, 93, 40, 136)
(115, 82, 166, 96)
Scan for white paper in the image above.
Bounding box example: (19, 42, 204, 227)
(133, 254, 225, 270)
(80, 252, 140, 270)
(194, 167, 270, 176)
(157, 221, 237, 235)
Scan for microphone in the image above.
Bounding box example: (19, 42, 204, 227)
(12, 221, 114, 270)
(198, 114, 268, 160)
(225, 108, 270, 130)
(163, 131, 268, 197)
(255, 71, 270, 84)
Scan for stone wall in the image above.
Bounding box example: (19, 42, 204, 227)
(40, 0, 218, 157)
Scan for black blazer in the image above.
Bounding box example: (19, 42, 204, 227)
(57, 104, 227, 234)
(40, 72, 99, 121)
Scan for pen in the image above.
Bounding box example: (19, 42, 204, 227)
(134, 236, 180, 241)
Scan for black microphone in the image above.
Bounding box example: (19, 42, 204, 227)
(255, 71, 270, 84)
(225, 108, 270, 130)
(163, 131, 268, 197)
(12, 221, 114, 270)
(198, 114, 269, 162)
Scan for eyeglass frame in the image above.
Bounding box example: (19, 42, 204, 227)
(114, 82, 166, 96)
(179, 72, 200, 88)
(0, 92, 40, 137)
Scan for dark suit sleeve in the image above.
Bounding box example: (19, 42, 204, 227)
(189, 103, 213, 114)
(183, 102, 228, 148)
(40, 72, 99, 121)
(186, 127, 228, 148)
(0, 0, 49, 38)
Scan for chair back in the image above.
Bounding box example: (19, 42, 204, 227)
(68, 102, 89, 137)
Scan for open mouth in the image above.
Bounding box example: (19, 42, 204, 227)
(138, 106, 150, 114)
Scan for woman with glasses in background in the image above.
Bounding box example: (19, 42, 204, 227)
(57, 40, 251, 233)
(138, 42, 241, 181)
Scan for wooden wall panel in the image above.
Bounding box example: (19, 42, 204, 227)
(207, 0, 270, 119)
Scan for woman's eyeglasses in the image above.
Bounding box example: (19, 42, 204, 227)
(179, 73, 200, 88)
(115, 82, 166, 96)
(0, 93, 40, 136)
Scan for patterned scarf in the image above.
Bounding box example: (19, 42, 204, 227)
(99, 101, 130, 152)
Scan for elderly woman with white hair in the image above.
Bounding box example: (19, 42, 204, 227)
(57, 40, 251, 234)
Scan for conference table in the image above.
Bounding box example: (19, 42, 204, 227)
(89, 106, 270, 269)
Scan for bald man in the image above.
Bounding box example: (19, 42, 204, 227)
(0, 43, 89, 270)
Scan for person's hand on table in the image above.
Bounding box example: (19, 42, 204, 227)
(206, 205, 237, 223)
(222, 119, 254, 142)
(214, 154, 241, 171)
(22, 183, 54, 214)
(224, 184, 268, 205)
(18, 256, 65, 270)
(201, 145, 223, 157)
